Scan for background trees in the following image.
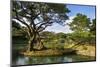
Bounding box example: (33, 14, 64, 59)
(90, 19, 96, 35)
(68, 13, 96, 45)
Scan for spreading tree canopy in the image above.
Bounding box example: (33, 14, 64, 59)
(12, 1, 70, 51)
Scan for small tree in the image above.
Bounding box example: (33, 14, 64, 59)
(68, 13, 92, 45)
(12, 1, 70, 51)
(69, 13, 91, 32)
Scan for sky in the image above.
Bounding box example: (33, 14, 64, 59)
(67, 4, 96, 19)
(44, 4, 96, 33)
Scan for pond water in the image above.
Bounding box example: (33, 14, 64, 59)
(12, 43, 95, 66)
(12, 51, 95, 66)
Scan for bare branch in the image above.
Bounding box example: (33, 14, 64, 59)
(38, 23, 52, 32)
(13, 7, 33, 38)
(36, 22, 42, 25)
(33, 13, 41, 20)
(37, 21, 53, 30)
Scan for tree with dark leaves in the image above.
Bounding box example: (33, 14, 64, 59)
(12, 1, 70, 51)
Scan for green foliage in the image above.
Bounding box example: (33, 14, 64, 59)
(56, 33, 67, 39)
(90, 19, 96, 35)
(48, 3, 70, 13)
(69, 13, 91, 32)
(68, 13, 96, 45)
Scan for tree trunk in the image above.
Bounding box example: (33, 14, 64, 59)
(27, 38, 34, 51)
(27, 31, 45, 51)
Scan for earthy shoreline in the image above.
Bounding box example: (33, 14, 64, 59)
(75, 45, 96, 57)
(21, 49, 76, 56)
(21, 45, 95, 57)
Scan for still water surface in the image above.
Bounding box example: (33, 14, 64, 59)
(12, 53, 95, 65)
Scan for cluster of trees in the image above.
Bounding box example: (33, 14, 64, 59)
(12, 1, 96, 51)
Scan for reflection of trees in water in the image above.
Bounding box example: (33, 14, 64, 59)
(12, 49, 25, 65)
(26, 56, 65, 64)
(13, 54, 95, 65)
(63, 57, 73, 62)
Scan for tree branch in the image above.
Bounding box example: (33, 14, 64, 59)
(13, 5, 33, 38)
(38, 24, 52, 32)
(37, 21, 53, 31)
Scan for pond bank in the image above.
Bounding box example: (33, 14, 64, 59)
(21, 45, 95, 57)
(21, 49, 76, 56)
(75, 45, 96, 57)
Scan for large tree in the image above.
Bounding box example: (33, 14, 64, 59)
(12, 1, 70, 51)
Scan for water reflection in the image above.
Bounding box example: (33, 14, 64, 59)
(63, 57, 73, 62)
(14, 56, 73, 65)
(13, 54, 95, 65)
